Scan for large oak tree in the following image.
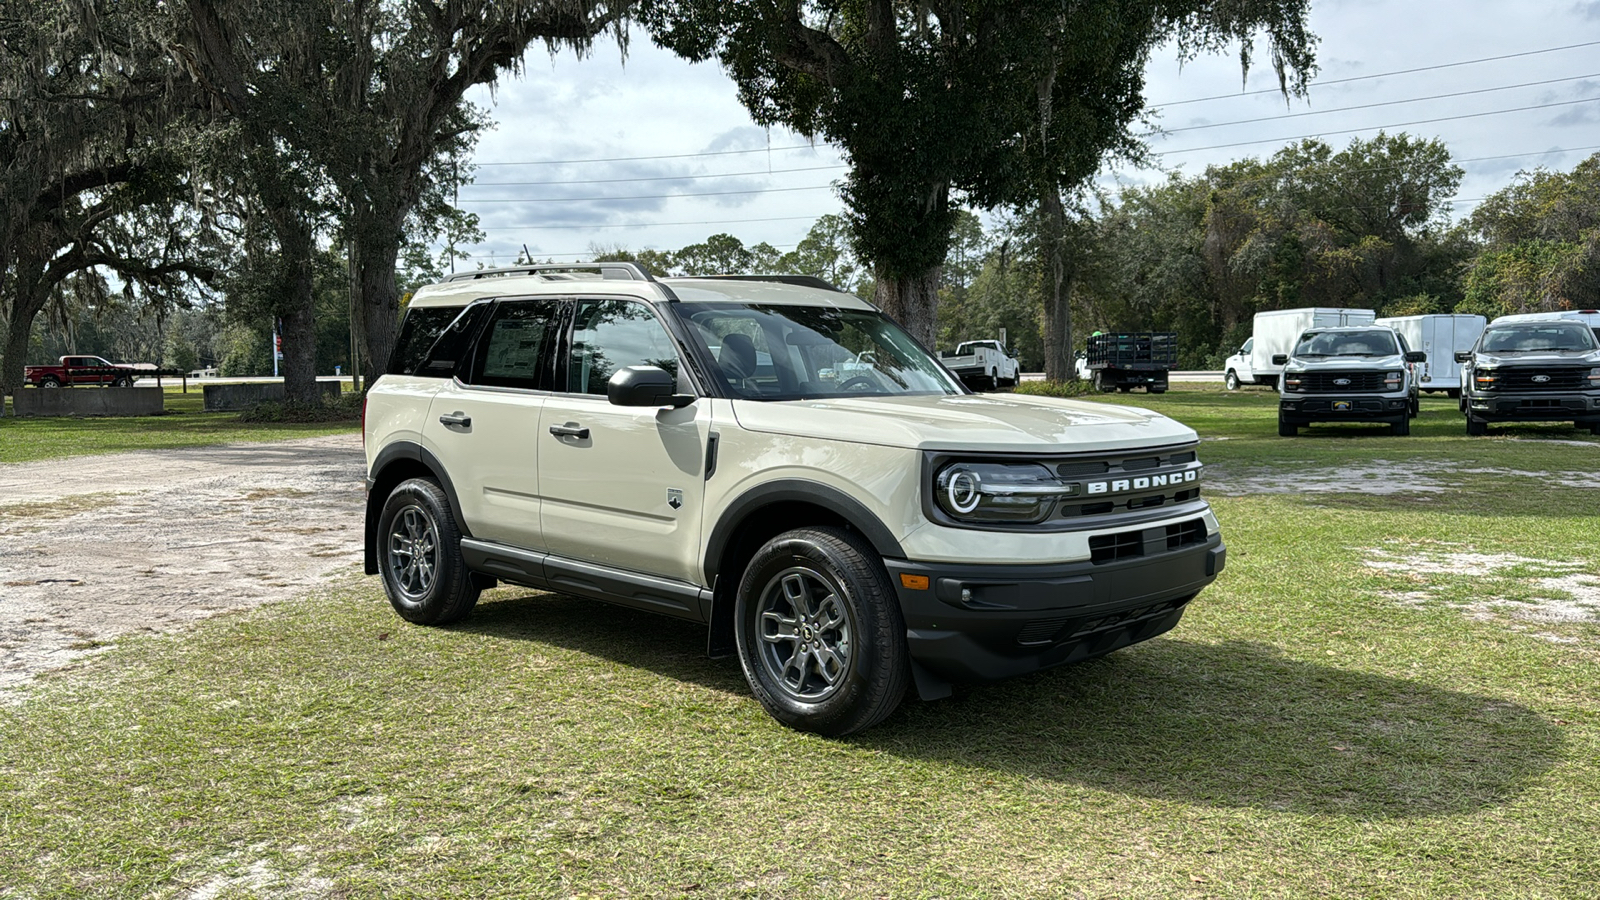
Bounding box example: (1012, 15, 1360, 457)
(642, 1, 1315, 364)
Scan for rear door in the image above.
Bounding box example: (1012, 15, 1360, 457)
(422, 297, 561, 552)
(537, 297, 711, 586)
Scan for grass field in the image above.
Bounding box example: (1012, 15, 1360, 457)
(2, 386, 1597, 898)
(0, 386, 358, 464)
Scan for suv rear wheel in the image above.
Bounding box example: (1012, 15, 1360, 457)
(734, 527, 909, 736)
(378, 478, 480, 625)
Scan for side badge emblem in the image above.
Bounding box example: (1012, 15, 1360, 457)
(667, 488, 684, 510)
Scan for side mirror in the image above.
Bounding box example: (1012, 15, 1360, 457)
(1404, 350, 1427, 363)
(1271, 354, 1289, 365)
(1454, 351, 1473, 363)
(608, 366, 694, 409)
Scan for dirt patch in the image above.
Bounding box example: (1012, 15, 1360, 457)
(1363, 544, 1600, 627)
(1207, 460, 1600, 496)
(0, 434, 365, 703)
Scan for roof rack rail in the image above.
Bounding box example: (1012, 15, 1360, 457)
(442, 261, 657, 284)
(691, 274, 845, 293)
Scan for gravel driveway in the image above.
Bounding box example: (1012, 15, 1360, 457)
(0, 434, 366, 702)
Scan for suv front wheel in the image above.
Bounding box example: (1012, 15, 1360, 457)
(378, 478, 480, 625)
(734, 527, 909, 736)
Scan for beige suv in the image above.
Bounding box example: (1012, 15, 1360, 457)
(364, 263, 1225, 735)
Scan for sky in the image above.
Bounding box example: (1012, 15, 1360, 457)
(454, 0, 1600, 271)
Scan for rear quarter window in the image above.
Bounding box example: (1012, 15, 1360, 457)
(388, 305, 485, 377)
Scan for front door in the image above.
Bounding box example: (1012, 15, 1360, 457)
(538, 297, 710, 586)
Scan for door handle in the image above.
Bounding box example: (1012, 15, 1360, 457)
(549, 422, 590, 439)
(438, 412, 471, 427)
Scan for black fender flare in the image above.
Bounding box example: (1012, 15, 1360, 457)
(364, 440, 471, 574)
(702, 479, 905, 584)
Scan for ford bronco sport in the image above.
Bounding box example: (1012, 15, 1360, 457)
(364, 263, 1225, 735)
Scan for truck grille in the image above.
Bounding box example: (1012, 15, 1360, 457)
(1494, 367, 1590, 391)
(1295, 371, 1387, 392)
(1088, 518, 1208, 564)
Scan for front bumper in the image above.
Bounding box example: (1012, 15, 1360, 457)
(1466, 390, 1600, 422)
(1279, 394, 1408, 423)
(883, 529, 1224, 683)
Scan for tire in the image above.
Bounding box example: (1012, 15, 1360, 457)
(40, 376, 60, 388)
(1409, 395, 1419, 418)
(1149, 384, 1167, 394)
(1224, 370, 1240, 391)
(1092, 371, 1114, 393)
(1459, 394, 1468, 414)
(734, 526, 909, 737)
(377, 478, 479, 625)
(1590, 423, 1600, 436)
(113, 376, 132, 388)
(1278, 412, 1298, 437)
(1466, 416, 1488, 436)
(1390, 415, 1410, 436)
(1446, 388, 1461, 400)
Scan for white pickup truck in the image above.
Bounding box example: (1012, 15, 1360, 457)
(938, 340, 1020, 391)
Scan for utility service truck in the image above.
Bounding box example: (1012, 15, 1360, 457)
(1224, 307, 1375, 390)
(938, 339, 1019, 391)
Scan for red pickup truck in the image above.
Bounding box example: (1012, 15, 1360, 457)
(24, 355, 148, 388)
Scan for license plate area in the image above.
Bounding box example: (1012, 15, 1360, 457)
(1332, 399, 1353, 412)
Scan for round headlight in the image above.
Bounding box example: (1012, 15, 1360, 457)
(934, 462, 1063, 524)
(945, 467, 982, 514)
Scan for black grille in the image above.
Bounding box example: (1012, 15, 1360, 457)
(1056, 461, 1110, 478)
(1495, 367, 1590, 391)
(1166, 519, 1207, 551)
(1089, 530, 1144, 563)
(1017, 617, 1071, 646)
(1294, 370, 1388, 392)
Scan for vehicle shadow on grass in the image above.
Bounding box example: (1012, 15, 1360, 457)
(461, 593, 1561, 819)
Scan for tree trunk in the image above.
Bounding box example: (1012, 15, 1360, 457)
(1039, 187, 1076, 382)
(873, 267, 942, 350)
(1, 245, 57, 406)
(353, 225, 402, 387)
(275, 215, 320, 406)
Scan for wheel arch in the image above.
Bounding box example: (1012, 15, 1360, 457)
(702, 480, 905, 657)
(364, 440, 471, 575)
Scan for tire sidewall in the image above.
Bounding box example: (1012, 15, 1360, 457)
(734, 529, 904, 735)
(377, 478, 474, 625)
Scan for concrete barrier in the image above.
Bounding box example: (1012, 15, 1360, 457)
(13, 386, 165, 417)
(203, 380, 342, 412)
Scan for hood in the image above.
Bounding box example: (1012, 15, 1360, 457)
(730, 392, 1196, 453)
(1286, 353, 1407, 371)
(1474, 349, 1600, 367)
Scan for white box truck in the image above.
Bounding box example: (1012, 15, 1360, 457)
(1224, 307, 1375, 390)
(1374, 313, 1487, 397)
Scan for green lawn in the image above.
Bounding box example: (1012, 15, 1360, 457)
(1, 385, 1597, 898)
(0, 385, 357, 464)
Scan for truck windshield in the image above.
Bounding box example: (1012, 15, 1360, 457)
(1293, 331, 1397, 357)
(1480, 323, 1597, 353)
(675, 302, 963, 400)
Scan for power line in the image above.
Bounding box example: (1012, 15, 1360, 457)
(1154, 95, 1600, 155)
(1155, 73, 1600, 135)
(1155, 39, 1600, 108)
(475, 214, 837, 232)
(475, 144, 833, 167)
(456, 183, 836, 204)
(465, 164, 847, 188)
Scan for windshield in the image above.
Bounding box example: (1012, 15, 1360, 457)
(1481, 323, 1597, 353)
(675, 302, 963, 400)
(1292, 330, 1398, 358)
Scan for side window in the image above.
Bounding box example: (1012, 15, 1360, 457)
(389, 307, 463, 376)
(565, 299, 680, 396)
(469, 299, 559, 390)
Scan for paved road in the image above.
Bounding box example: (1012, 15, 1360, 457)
(1020, 371, 1223, 384)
